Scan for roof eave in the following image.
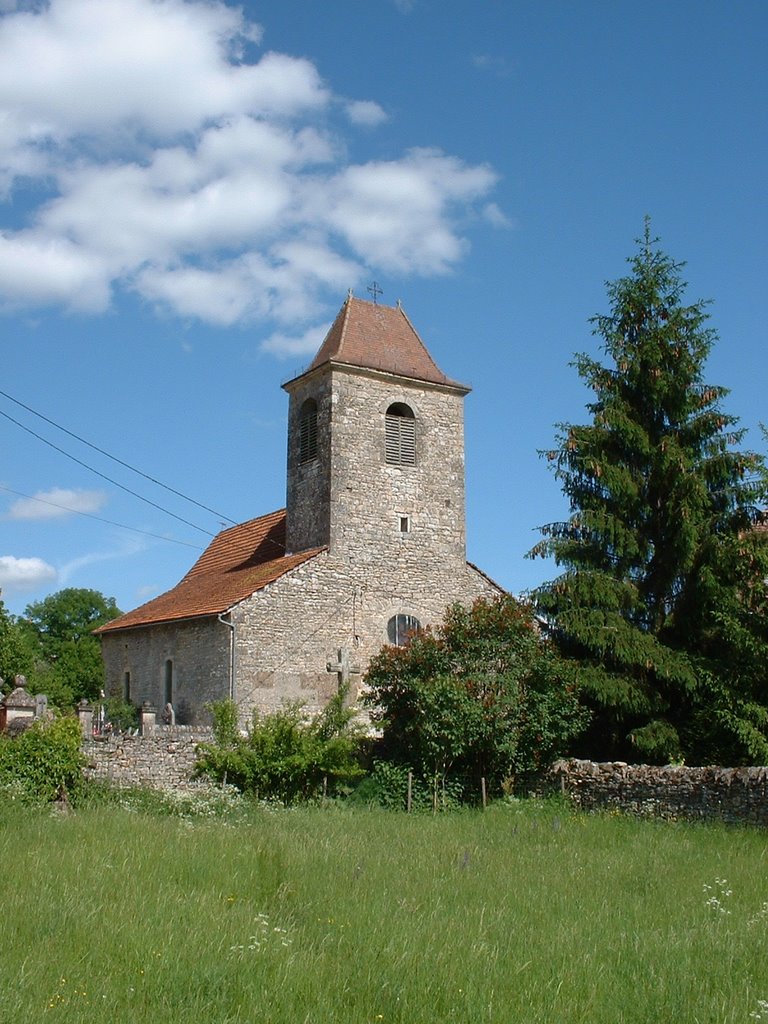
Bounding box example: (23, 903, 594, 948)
(94, 609, 225, 636)
(283, 360, 471, 396)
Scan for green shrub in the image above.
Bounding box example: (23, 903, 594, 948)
(196, 690, 364, 804)
(351, 761, 464, 811)
(101, 695, 139, 732)
(0, 716, 84, 802)
(365, 596, 588, 803)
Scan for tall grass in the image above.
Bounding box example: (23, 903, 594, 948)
(2, 792, 767, 1023)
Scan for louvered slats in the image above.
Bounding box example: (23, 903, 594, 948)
(299, 401, 318, 463)
(386, 413, 416, 466)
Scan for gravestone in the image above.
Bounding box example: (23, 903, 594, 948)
(77, 700, 93, 740)
(140, 702, 157, 737)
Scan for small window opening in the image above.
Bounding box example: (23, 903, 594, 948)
(387, 614, 421, 646)
(299, 398, 318, 464)
(399, 515, 410, 534)
(385, 403, 415, 466)
(123, 671, 131, 703)
(164, 659, 173, 706)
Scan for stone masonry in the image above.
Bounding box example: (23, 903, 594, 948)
(285, 367, 468, 566)
(547, 759, 768, 826)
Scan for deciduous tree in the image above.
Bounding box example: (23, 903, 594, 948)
(364, 596, 585, 803)
(0, 597, 33, 687)
(21, 588, 120, 706)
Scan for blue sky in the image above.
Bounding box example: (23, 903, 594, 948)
(1, 0, 766, 617)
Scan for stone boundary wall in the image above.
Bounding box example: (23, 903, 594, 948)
(82, 737, 768, 822)
(547, 759, 768, 826)
(83, 725, 215, 791)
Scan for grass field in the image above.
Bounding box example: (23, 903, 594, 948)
(2, 789, 767, 1023)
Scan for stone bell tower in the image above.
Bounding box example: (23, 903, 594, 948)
(283, 295, 470, 579)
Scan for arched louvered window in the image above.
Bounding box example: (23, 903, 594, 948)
(387, 614, 421, 647)
(385, 403, 415, 466)
(299, 398, 318, 464)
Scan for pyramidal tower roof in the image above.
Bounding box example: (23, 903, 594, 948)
(294, 294, 468, 391)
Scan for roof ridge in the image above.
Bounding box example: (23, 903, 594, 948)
(338, 292, 353, 349)
(289, 292, 468, 392)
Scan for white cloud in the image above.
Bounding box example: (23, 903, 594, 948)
(7, 488, 107, 520)
(0, 0, 500, 328)
(323, 149, 498, 274)
(0, 231, 112, 311)
(345, 100, 389, 127)
(0, 554, 57, 592)
(58, 536, 146, 585)
(262, 322, 331, 359)
(482, 202, 513, 228)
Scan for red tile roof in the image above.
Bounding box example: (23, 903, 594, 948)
(95, 510, 324, 634)
(302, 295, 469, 391)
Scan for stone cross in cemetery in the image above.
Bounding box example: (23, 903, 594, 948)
(326, 647, 361, 694)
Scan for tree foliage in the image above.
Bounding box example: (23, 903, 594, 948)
(364, 596, 586, 804)
(0, 597, 34, 687)
(0, 716, 84, 802)
(531, 221, 768, 764)
(195, 689, 364, 804)
(20, 588, 120, 706)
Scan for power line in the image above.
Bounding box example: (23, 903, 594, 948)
(0, 387, 238, 526)
(0, 485, 204, 550)
(0, 406, 216, 537)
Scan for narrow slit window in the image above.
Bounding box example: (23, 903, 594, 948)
(385, 403, 415, 466)
(399, 515, 410, 534)
(123, 671, 131, 703)
(299, 398, 318, 464)
(164, 659, 173, 706)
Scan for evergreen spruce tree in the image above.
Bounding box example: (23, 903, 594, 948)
(531, 221, 768, 764)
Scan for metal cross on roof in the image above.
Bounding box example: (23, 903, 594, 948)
(367, 280, 383, 304)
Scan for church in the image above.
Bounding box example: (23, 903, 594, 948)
(96, 294, 503, 724)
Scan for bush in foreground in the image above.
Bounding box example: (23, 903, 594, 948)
(195, 688, 364, 803)
(0, 715, 84, 803)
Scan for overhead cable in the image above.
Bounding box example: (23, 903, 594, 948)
(0, 407, 216, 537)
(0, 485, 204, 550)
(0, 387, 238, 525)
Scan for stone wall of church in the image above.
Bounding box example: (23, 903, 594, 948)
(232, 551, 501, 722)
(327, 368, 468, 570)
(285, 368, 332, 553)
(100, 617, 230, 725)
(286, 364, 468, 571)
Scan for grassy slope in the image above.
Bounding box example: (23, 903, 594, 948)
(2, 795, 767, 1023)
